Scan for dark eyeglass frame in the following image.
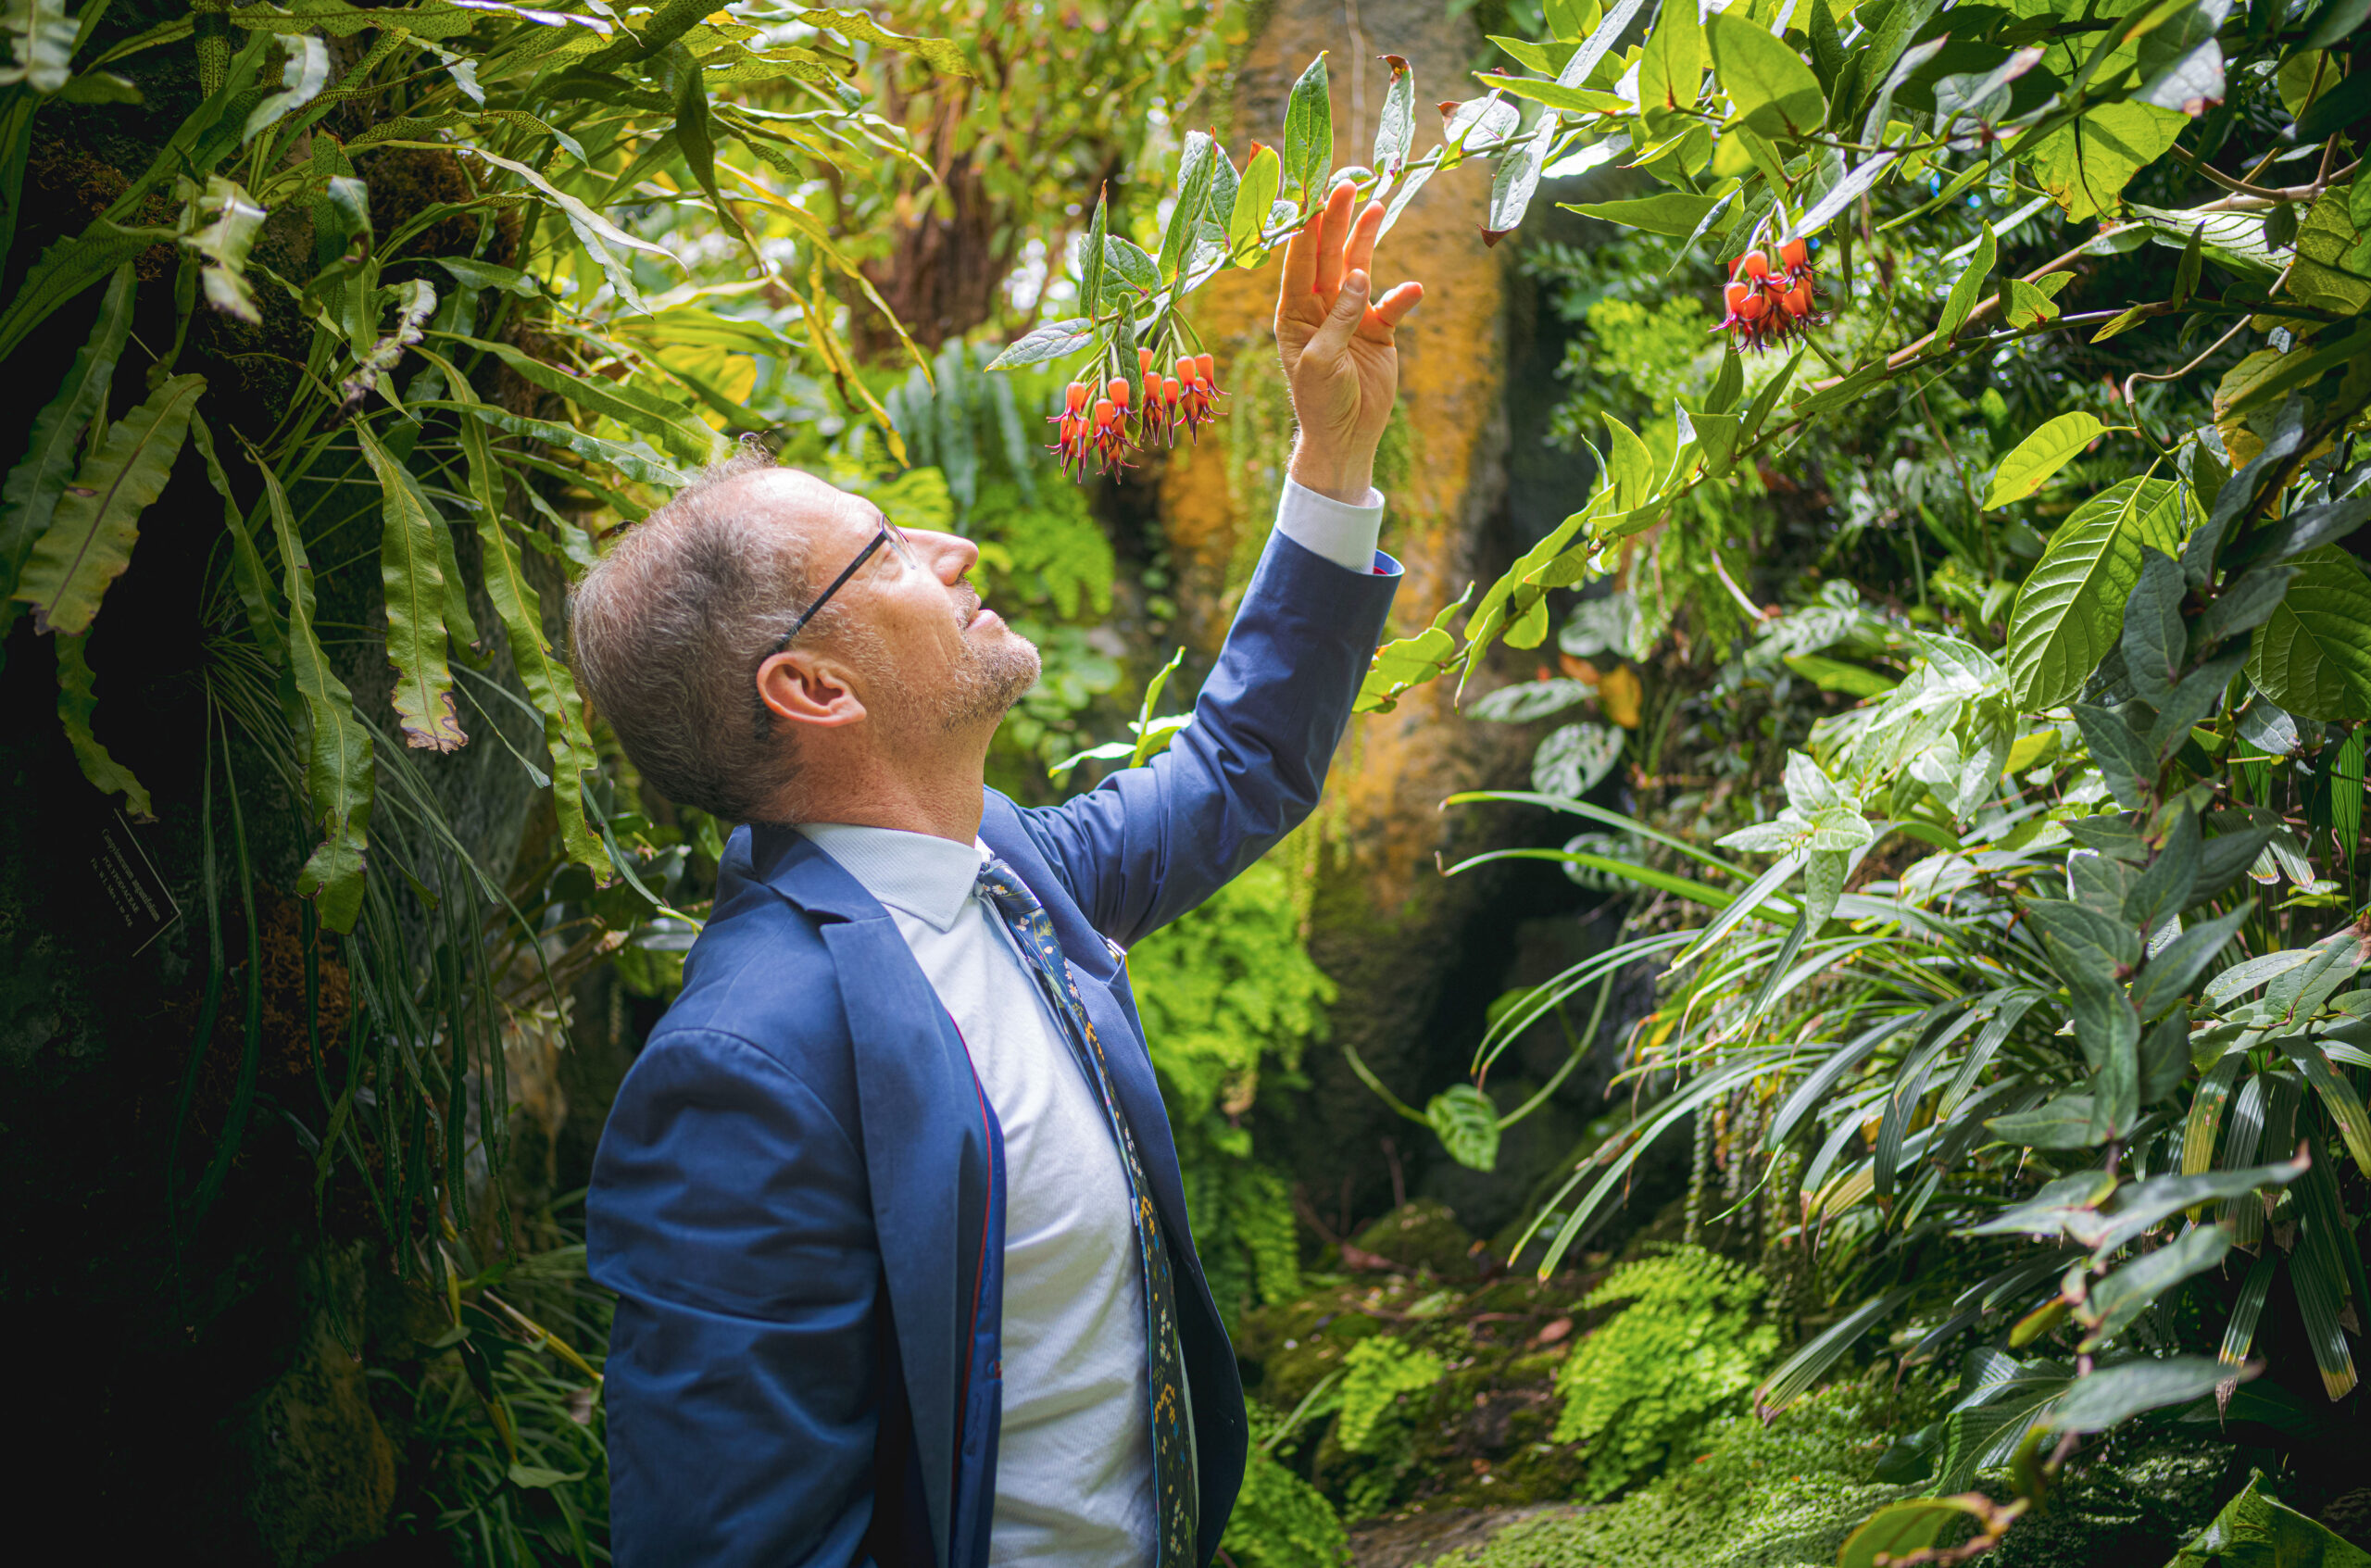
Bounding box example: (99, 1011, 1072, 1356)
(769, 515, 918, 654)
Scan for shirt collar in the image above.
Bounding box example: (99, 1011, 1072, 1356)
(797, 822, 988, 933)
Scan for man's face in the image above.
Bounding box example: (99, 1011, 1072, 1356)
(756, 469, 1041, 737)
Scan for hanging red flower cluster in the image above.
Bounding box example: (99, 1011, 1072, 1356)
(1719, 237, 1821, 353)
(1049, 349, 1225, 476)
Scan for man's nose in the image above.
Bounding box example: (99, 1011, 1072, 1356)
(914, 529, 979, 583)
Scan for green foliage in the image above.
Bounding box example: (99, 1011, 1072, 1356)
(1223, 1401, 1350, 1568)
(1551, 1245, 1779, 1499)
(1336, 1336, 1448, 1455)
(2165, 1474, 2371, 1568)
(1420, 1378, 1927, 1568)
(1131, 855, 1336, 1324)
(376, 1240, 612, 1564)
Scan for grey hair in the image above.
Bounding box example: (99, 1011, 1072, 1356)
(568, 445, 841, 823)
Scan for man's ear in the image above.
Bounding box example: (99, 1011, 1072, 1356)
(757, 649, 867, 730)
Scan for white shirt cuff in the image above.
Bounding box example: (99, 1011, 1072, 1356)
(1274, 477, 1386, 575)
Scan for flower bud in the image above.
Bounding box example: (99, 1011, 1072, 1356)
(1093, 397, 1116, 426)
(1740, 249, 1770, 281)
(1195, 352, 1215, 383)
(1780, 237, 1810, 271)
(1065, 381, 1089, 413)
(1723, 281, 1750, 316)
(1737, 292, 1770, 321)
(1108, 376, 1130, 407)
(1163, 377, 1182, 405)
(1138, 346, 1155, 374)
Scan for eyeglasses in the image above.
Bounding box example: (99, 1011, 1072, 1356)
(770, 515, 919, 653)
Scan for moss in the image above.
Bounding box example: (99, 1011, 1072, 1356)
(1351, 1200, 1486, 1279)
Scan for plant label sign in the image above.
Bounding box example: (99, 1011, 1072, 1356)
(87, 809, 179, 959)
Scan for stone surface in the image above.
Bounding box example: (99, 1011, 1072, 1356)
(1157, 0, 1556, 1225)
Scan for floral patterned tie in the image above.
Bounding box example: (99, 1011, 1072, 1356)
(973, 857, 1198, 1567)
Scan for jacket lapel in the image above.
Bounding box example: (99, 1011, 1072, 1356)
(751, 826, 994, 1567)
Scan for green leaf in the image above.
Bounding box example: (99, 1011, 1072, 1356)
(1426, 1084, 1501, 1171)
(188, 411, 283, 667)
(1783, 654, 1897, 696)
(2073, 1154, 2309, 1257)
(433, 332, 714, 468)
(461, 146, 680, 315)
(1229, 145, 1282, 264)
(54, 632, 151, 818)
(10, 372, 205, 637)
(985, 318, 1092, 371)
(1988, 1094, 2105, 1149)
(1468, 678, 1594, 721)
(1484, 114, 1558, 244)
(0, 262, 134, 632)
(2024, 101, 2188, 221)
(1838, 1498, 1994, 1568)
(2167, 1474, 2371, 1568)
(1969, 1170, 2119, 1236)
(1078, 188, 1108, 320)
(354, 422, 467, 754)
(2247, 547, 2371, 722)
(1373, 53, 1418, 182)
(2040, 1355, 2248, 1432)
(1986, 412, 2109, 510)
(2005, 477, 2190, 711)
(1753, 1286, 1917, 1418)
(1531, 721, 1625, 797)
(421, 400, 688, 490)
(1559, 192, 1725, 235)
(2076, 1223, 2231, 1348)
(1283, 54, 1333, 200)
(1708, 12, 1825, 142)
(2122, 548, 2187, 702)
(2132, 909, 2247, 1019)
(257, 460, 375, 933)
(1159, 132, 1219, 282)
(2280, 1035, 2371, 1179)
(2073, 701, 2157, 811)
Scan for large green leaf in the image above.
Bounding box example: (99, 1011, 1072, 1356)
(2024, 100, 2188, 221)
(450, 387, 611, 878)
(354, 422, 467, 753)
(10, 373, 205, 637)
(1708, 13, 1825, 141)
(432, 332, 714, 467)
(55, 632, 151, 819)
(2167, 1474, 2371, 1568)
(1985, 411, 2108, 509)
(1559, 191, 1726, 235)
(0, 262, 134, 641)
(1839, 1498, 1995, 1568)
(2076, 1223, 2231, 1348)
(2004, 477, 2190, 710)
(2247, 546, 2371, 721)
(1229, 144, 1282, 263)
(1282, 54, 1332, 199)
(257, 461, 376, 933)
(2040, 1355, 2247, 1431)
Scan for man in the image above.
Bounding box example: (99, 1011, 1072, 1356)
(576, 180, 1424, 1567)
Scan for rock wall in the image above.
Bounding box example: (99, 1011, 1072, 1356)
(1157, 0, 1565, 1224)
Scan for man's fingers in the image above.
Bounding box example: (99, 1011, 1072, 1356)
(1307, 267, 1372, 364)
(1343, 199, 1386, 282)
(1367, 280, 1424, 334)
(1279, 204, 1323, 314)
(1312, 180, 1357, 297)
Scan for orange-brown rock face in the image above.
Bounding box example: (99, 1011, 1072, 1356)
(1160, 0, 1537, 1214)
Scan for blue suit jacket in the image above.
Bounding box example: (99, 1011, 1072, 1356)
(588, 530, 1399, 1566)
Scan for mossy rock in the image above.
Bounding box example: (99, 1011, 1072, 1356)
(1351, 1200, 1485, 1279)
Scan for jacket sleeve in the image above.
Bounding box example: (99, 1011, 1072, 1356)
(1017, 526, 1399, 949)
(589, 1027, 883, 1568)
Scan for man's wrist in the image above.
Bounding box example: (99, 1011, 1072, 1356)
(1287, 437, 1377, 504)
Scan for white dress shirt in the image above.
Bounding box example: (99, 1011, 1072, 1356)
(800, 481, 1384, 1564)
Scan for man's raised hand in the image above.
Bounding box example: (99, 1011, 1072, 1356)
(1275, 179, 1425, 503)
